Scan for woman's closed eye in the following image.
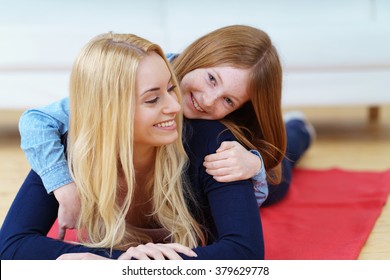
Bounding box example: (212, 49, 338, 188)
(145, 97, 159, 104)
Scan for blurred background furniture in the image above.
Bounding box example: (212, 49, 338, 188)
(1, 0, 389, 121)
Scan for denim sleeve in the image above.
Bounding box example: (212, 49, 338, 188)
(165, 53, 178, 62)
(18, 97, 73, 193)
(249, 150, 268, 207)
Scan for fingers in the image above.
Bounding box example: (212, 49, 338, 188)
(54, 182, 81, 239)
(204, 152, 239, 170)
(163, 243, 197, 258)
(57, 206, 77, 240)
(152, 244, 181, 260)
(212, 175, 238, 183)
(119, 244, 167, 260)
(204, 155, 242, 180)
(204, 140, 262, 181)
(205, 162, 256, 182)
(204, 141, 242, 165)
(204, 158, 239, 171)
(139, 244, 167, 260)
(204, 152, 225, 164)
(57, 226, 66, 240)
(118, 243, 196, 260)
(215, 141, 237, 152)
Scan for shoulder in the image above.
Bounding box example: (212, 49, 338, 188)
(185, 119, 234, 140)
(184, 119, 236, 156)
(184, 120, 254, 197)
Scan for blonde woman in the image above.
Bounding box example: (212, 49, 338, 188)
(0, 32, 263, 259)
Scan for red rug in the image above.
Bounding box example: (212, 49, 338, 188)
(48, 168, 390, 260)
(48, 224, 78, 242)
(261, 168, 390, 260)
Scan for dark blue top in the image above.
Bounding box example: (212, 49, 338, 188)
(0, 119, 264, 259)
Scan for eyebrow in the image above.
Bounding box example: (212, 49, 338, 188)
(141, 87, 160, 96)
(141, 75, 172, 96)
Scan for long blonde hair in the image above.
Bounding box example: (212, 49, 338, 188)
(67, 32, 205, 252)
(172, 25, 286, 184)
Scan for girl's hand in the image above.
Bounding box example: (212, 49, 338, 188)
(204, 141, 262, 182)
(53, 182, 81, 240)
(118, 243, 197, 260)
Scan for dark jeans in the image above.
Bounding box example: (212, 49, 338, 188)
(262, 119, 311, 206)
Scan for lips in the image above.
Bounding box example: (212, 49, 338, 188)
(191, 93, 205, 112)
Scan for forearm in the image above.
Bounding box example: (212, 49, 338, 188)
(0, 170, 122, 260)
(250, 150, 268, 207)
(18, 98, 72, 193)
(187, 184, 264, 260)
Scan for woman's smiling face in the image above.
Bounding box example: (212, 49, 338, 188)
(180, 66, 251, 120)
(133, 52, 181, 149)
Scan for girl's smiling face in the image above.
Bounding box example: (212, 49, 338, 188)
(180, 66, 250, 120)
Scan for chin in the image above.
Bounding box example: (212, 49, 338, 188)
(183, 107, 193, 119)
(163, 134, 179, 145)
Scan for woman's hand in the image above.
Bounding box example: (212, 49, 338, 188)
(118, 243, 197, 260)
(57, 253, 109, 260)
(53, 182, 81, 240)
(204, 141, 262, 182)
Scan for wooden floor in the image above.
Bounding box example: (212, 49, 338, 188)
(1, 106, 390, 259)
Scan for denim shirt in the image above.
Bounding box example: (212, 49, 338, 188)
(18, 54, 268, 206)
(19, 98, 72, 193)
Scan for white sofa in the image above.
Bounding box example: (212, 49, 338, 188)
(1, 0, 389, 120)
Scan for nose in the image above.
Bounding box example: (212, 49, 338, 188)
(163, 93, 181, 115)
(201, 89, 219, 108)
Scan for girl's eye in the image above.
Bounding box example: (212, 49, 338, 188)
(208, 73, 216, 85)
(224, 97, 234, 106)
(145, 97, 159, 104)
(167, 85, 176, 92)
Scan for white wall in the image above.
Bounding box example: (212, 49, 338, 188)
(1, 0, 389, 109)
